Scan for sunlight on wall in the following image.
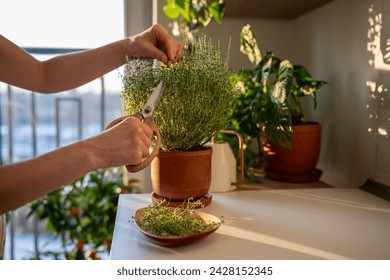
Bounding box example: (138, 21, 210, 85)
(367, 4, 390, 71)
(366, 0, 390, 185)
(367, 2, 390, 137)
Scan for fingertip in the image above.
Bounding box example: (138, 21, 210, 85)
(177, 44, 184, 60)
(161, 54, 168, 64)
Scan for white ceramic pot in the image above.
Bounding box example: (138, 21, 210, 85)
(208, 142, 237, 192)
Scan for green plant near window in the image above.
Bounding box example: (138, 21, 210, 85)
(28, 168, 139, 260)
(163, 0, 225, 40)
(237, 24, 327, 148)
(122, 34, 236, 152)
(224, 24, 327, 179)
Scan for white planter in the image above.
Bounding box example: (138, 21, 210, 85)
(207, 142, 237, 192)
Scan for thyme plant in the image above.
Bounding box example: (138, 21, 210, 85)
(136, 200, 220, 237)
(122, 35, 235, 152)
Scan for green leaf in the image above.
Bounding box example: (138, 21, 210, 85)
(209, 2, 225, 23)
(270, 60, 293, 104)
(163, 2, 180, 19)
(178, 0, 191, 22)
(163, 0, 190, 21)
(175, 0, 187, 10)
(240, 24, 262, 65)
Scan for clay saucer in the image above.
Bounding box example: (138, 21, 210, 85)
(134, 207, 222, 247)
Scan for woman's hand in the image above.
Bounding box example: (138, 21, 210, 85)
(0, 116, 154, 214)
(87, 116, 153, 169)
(129, 23, 184, 66)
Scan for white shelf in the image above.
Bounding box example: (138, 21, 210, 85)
(110, 188, 390, 260)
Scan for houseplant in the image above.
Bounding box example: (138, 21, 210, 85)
(163, 0, 225, 41)
(28, 168, 139, 260)
(122, 35, 235, 205)
(231, 24, 327, 182)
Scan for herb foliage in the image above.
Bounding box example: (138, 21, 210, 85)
(136, 200, 221, 237)
(122, 35, 236, 152)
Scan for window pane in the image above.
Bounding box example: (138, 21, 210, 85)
(0, 0, 124, 48)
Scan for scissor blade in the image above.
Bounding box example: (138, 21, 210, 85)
(142, 80, 165, 117)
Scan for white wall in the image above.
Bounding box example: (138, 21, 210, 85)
(124, 0, 153, 36)
(156, 0, 385, 188)
(290, 0, 379, 188)
(294, 0, 384, 187)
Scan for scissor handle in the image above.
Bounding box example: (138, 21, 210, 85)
(104, 113, 161, 173)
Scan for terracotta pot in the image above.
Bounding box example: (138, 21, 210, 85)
(263, 122, 322, 182)
(151, 147, 212, 201)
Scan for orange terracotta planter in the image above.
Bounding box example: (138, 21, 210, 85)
(151, 147, 212, 201)
(263, 122, 322, 182)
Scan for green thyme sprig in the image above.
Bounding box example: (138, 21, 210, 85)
(136, 200, 221, 237)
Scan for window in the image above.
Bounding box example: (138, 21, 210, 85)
(1, 0, 124, 48)
(1, 0, 125, 161)
(1, 0, 127, 260)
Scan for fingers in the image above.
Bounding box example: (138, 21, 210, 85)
(101, 116, 154, 167)
(122, 117, 153, 158)
(175, 43, 184, 63)
(137, 125, 152, 158)
(152, 24, 184, 65)
(129, 24, 183, 66)
(142, 43, 169, 65)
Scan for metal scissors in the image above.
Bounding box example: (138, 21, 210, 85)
(105, 80, 165, 173)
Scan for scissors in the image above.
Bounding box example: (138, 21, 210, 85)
(105, 80, 165, 173)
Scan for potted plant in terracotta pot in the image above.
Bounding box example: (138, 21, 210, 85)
(122, 35, 235, 206)
(234, 24, 327, 182)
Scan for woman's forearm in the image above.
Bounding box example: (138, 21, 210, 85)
(40, 39, 129, 93)
(0, 116, 153, 215)
(0, 140, 96, 214)
(0, 35, 128, 93)
(0, 24, 183, 94)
